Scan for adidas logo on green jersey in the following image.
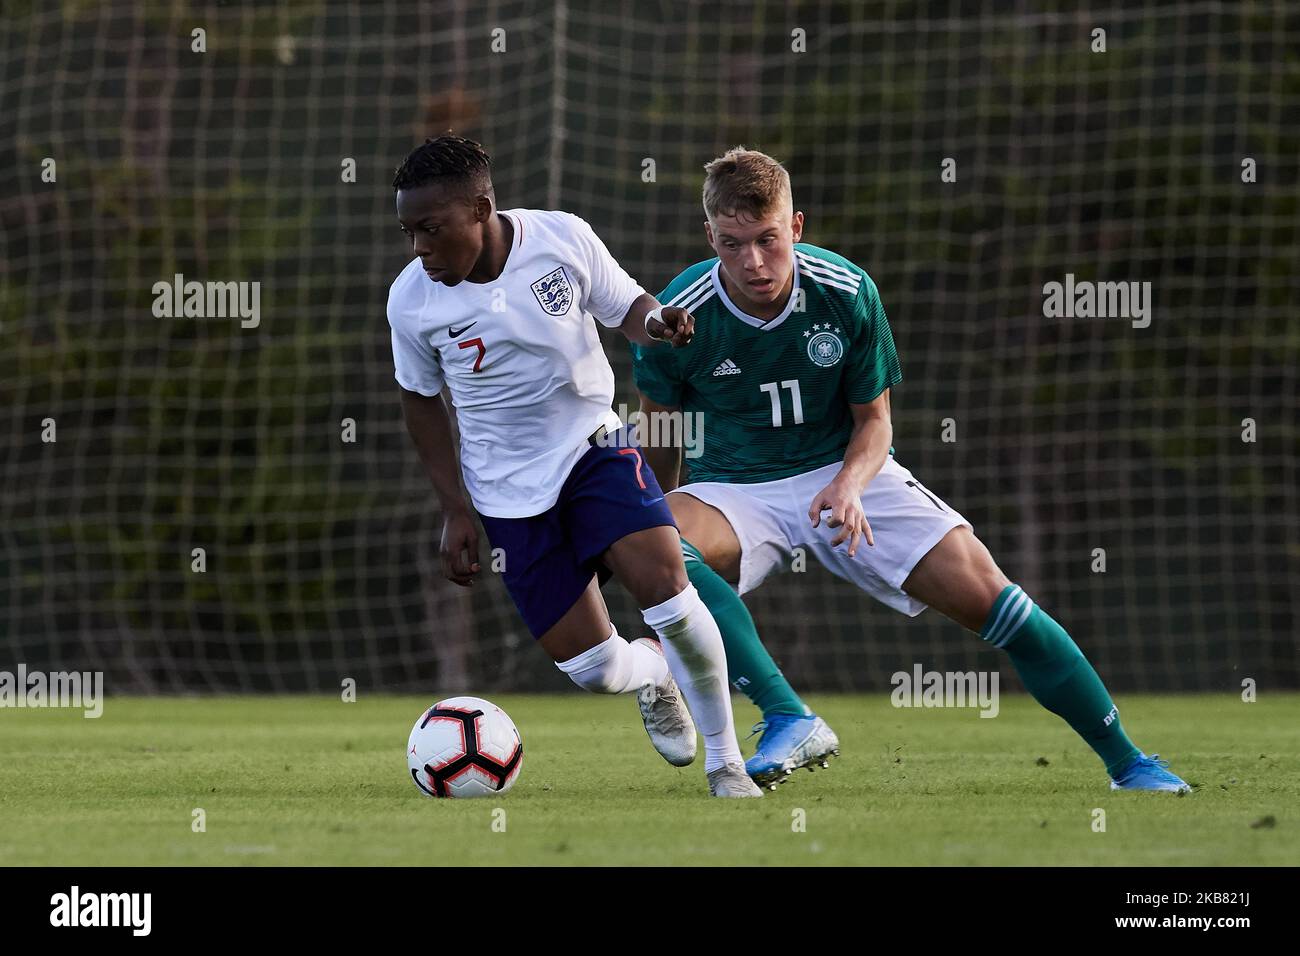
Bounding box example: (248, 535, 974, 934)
(712, 358, 742, 377)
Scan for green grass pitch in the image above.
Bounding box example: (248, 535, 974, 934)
(1, 693, 1295, 866)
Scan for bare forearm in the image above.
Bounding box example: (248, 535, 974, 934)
(838, 415, 892, 495)
(620, 292, 661, 347)
(621, 293, 696, 348)
(643, 440, 683, 493)
(637, 391, 683, 491)
(399, 388, 471, 514)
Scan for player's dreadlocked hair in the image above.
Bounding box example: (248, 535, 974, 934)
(392, 134, 493, 198)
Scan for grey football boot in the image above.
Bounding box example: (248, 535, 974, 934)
(707, 762, 764, 798)
(633, 638, 697, 767)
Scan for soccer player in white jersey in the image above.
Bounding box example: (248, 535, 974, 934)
(633, 148, 1190, 793)
(386, 135, 760, 796)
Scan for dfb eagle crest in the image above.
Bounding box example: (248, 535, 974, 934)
(530, 266, 573, 316)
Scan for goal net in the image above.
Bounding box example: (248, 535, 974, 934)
(2, 1, 1296, 696)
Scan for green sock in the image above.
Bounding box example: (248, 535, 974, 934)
(982, 584, 1141, 776)
(680, 538, 807, 719)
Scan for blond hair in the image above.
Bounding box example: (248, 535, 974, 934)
(702, 147, 792, 222)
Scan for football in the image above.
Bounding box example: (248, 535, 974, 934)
(406, 696, 524, 799)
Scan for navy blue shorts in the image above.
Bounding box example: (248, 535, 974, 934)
(479, 426, 676, 639)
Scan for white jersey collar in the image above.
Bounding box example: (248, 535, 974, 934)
(710, 258, 801, 331)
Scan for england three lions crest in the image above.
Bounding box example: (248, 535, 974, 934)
(531, 267, 573, 316)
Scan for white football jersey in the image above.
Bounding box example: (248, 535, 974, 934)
(387, 208, 645, 518)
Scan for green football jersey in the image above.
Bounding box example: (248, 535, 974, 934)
(631, 243, 902, 484)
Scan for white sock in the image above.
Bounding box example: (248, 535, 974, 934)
(642, 584, 743, 773)
(555, 629, 669, 694)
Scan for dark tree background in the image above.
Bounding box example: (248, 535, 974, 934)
(1, 1, 1296, 694)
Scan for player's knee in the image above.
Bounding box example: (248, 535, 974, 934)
(949, 535, 1011, 630)
(975, 571, 1013, 623)
(635, 566, 690, 610)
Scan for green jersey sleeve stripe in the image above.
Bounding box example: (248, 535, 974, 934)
(665, 271, 711, 307)
(799, 267, 860, 297)
(679, 285, 718, 313)
(794, 251, 863, 284)
(798, 271, 860, 297)
(796, 254, 862, 294)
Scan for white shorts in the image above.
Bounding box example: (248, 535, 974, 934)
(671, 456, 970, 616)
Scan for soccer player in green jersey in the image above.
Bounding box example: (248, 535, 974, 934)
(631, 147, 1190, 793)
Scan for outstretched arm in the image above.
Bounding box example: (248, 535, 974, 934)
(618, 292, 696, 348)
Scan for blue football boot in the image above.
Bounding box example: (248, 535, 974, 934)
(1109, 753, 1192, 793)
(744, 713, 840, 790)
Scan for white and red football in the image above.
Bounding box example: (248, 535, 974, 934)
(406, 696, 523, 799)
